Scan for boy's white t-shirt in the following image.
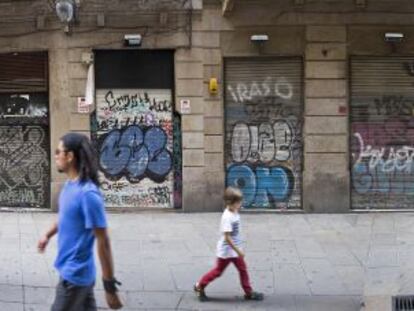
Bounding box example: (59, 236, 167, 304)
(216, 208, 242, 258)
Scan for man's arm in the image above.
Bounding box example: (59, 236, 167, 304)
(224, 232, 244, 257)
(94, 228, 115, 279)
(94, 228, 122, 310)
(37, 221, 58, 253)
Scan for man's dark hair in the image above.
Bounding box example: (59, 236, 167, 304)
(61, 133, 100, 186)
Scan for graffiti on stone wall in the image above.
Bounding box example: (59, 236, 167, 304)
(97, 90, 172, 131)
(352, 120, 414, 196)
(0, 126, 48, 207)
(351, 94, 414, 209)
(231, 121, 294, 163)
(227, 164, 294, 206)
(101, 180, 171, 206)
(374, 95, 414, 116)
(225, 75, 302, 209)
(404, 61, 414, 76)
(172, 112, 182, 208)
(98, 125, 172, 183)
(227, 77, 294, 103)
(94, 89, 174, 208)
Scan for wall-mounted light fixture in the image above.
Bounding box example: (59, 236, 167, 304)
(250, 34, 269, 53)
(124, 34, 142, 47)
(384, 32, 404, 53)
(384, 32, 404, 43)
(55, 0, 78, 34)
(250, 34, 269, 44)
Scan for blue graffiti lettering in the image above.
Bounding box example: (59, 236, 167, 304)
(99, 125, 172, 183)
(352, 161, 372, 194)
(227, 164, 256, 205)
(352, 160, 414, 195)
(226, 164, 294, 207)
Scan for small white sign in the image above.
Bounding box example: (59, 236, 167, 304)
(77, 97, 90, 114)
(180, 99, 191, 114)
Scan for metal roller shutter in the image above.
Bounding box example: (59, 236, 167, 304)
(0, 52, 48, 93)
(93, 50, 177, 209)
(350, 56, 414, 209)
(0, 51, 49, 208)
(225, 57, 303, 209)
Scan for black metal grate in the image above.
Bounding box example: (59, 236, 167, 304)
(393, 296, 414, 311)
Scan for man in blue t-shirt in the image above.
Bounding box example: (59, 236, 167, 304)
(38, 133, 122, 311)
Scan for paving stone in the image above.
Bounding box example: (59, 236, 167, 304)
(126, 291, 183, 309)
(249, 270, 274, 295)
(301, 258, 347, 295)
(170, 262, 211, 291)
(237, 294, 297, 311)
(0, 284, 23, 303)
(367, 246, 398, 268)
(364, 267, 399, 296)
(0, 302, 23, 311)
(398, 264, 414, 295)
(336, 266, 365, 296)
(244, 252, 273, 271)
(321, 244, 360, 266)
(272, 241, 301, 265)
(178, 292, 245, 311)
(294, 238, 326, 259)
(295, 295, 360, 311)
(23, 286, 54, 305)
(142, 259, 176, 291)
(274, 264, 311, 296)
(24, 304, 51, 311)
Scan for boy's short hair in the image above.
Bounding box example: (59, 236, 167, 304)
(224, 187, 243, 206)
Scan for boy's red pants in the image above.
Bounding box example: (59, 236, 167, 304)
(198, 257, 252, 295)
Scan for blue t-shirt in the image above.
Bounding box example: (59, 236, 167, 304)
(54, 179, 107, 286)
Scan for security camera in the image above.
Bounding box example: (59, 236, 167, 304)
(384, 32, 404, 42)
(250, 34, 269, 43)
(124, 34, 142, 46)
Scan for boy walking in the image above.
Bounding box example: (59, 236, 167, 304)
(38, 133, 122, 310)
(194, 187, 264, 302)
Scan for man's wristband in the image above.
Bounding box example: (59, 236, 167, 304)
(102, 278, 122, 294)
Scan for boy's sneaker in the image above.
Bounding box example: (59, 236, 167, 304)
(193, 283, 208, 302)
(245, 291, 264, 301)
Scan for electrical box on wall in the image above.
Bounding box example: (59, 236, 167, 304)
(209, 78, 218, 95)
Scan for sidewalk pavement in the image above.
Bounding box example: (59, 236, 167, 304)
(0, 211, 413, 311)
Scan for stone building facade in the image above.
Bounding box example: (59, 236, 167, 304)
(0, 0, 413, 212)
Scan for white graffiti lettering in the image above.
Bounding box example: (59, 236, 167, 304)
(231, 120, 294, 163)
(227, 77, 293, 103)
(354, 132, 414, 173)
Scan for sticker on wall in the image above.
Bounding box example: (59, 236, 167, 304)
(180, 99, 191, 114)
(77, 97, 90, 114)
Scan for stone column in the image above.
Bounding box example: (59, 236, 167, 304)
(303, 26, 349, 212)
(49, 47, 71, 211)
(175, 47, 206, 212)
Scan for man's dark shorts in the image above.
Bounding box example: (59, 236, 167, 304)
(51, 278, 97, 311)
